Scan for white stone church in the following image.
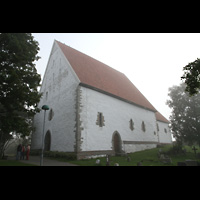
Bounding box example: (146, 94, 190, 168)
(31, 40, 172, 159)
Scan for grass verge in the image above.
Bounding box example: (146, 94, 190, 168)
(0, 159, 37, 166)
(68, 145, 200, 166)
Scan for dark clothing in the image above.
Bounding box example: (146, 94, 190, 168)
(17, 145, 22, 152)
(16, 144, 22, 160)
(21, 146, 25, 160)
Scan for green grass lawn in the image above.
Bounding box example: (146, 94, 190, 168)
(2, 145, 198, 166)
(68, 145, 200, 166)
(0, 159, 36, 166)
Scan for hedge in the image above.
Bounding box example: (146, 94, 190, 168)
(30, 150, 77, 160)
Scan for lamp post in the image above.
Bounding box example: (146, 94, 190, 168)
(40, 105, 49, 166)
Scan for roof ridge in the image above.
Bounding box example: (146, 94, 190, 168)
(56, 40, 157, 112)
(55, 40, 125, 75)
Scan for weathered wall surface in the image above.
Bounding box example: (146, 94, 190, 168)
(31, 42, 79, 152)
(79, 86, 160, 156)
(157, 121, 172, 144)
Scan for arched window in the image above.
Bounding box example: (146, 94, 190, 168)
(48, 108, 54, 121)
(141, 121, 146, 132)
(129, 119, 134, 131)
(112, 131, 122, 155)
(157, 123, 159, 131)
(96, 112, 105, 127)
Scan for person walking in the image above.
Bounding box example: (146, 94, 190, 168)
(26, 145, 30, 160)
(16, 144, 22, 160)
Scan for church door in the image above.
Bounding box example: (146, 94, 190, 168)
(44, 131, 51, 151)
(112, 131, 122, 155)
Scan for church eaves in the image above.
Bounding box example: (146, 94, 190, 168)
(155, 112, 170, 124)
(56, 40, 157, 113)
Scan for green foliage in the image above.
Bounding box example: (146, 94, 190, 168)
(0, 160, 36, 166)
(44, 151, 77, 160)
(69, 145, 200, 166)
(0, 33, 42, 158)
(4, 145, 200, 166)
(30, 150, 77, 161)
(165, 144, 185, 156)
(181, 58, 200, 95)
(166, 83, 200, 146)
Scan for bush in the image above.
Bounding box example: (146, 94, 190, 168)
(30, 149, 41, 156)
(44, 151, 77, 160)
(30, 149, 77, 160)
(166, 144, 185, 156)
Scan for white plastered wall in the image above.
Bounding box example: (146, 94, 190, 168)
(31, 41, 79, 152)
(79, 86, 159, 153)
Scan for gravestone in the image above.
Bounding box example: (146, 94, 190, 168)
(185, 160, 198, 166)
(114, 163, 119, 166)
(106, 154, 110, 166)
(192, 146, 198, 155)
(177, 162, 187, 166)
(161, 157, 172, 164)
(127, 156, 131, 162)
(96, 159, 100, 165)
(159, 153, 172, 164)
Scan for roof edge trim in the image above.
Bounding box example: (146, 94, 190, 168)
(157, 119, 170, 124)
(55, 40, 80, 83)
(80, 82, 157, 113)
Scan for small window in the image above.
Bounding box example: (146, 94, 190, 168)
(164, 128, 167, 133)
(141, 121, 146, 132)
(129, 119, 134, 131)
(48, 109, 54, 121)
(46, 91, 48, 101)
(96, 112, 105, 127)
(156, 123, 159, 132)
(99, 113, 103, 127)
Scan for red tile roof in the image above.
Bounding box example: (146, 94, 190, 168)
(155, 112, 169, 123)
(56, 40, 157, 112)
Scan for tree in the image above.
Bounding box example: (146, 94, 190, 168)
(181, 58, 200, 96)
(166, 83, 200, 146)
(0, 33, 42, 158)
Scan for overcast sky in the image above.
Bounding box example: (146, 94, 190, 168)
(32, 33, 200, 120)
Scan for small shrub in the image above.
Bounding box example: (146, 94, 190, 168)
(44, 151, 76, 160)
(30, 149, 41, 156)
(30, 150, 77, 160)
(166, 144, 185, 156)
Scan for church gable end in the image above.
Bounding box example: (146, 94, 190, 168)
(31, 41, 79, 152)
